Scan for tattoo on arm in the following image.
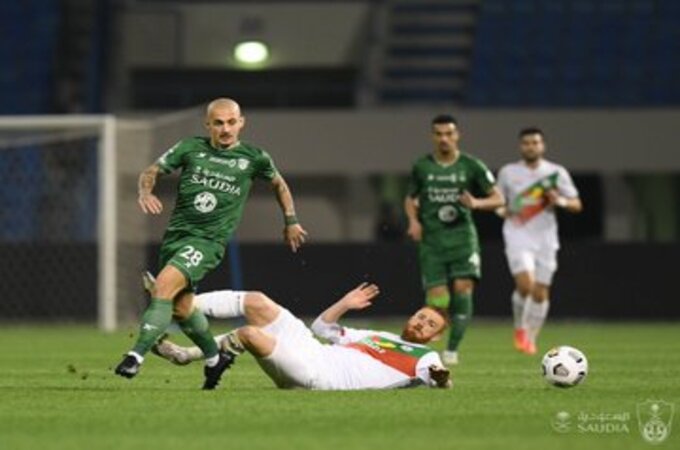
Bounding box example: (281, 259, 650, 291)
(138, 164, 160, 195)
(272, 175, 295, 216)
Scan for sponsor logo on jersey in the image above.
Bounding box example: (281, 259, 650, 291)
(194, 192, 218, 213)
(209, 156, 231, 165)
(190, 174, 242, 195)
(206, 157, 249, 171)
(427, 187, 460, 203)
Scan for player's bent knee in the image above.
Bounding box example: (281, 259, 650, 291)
(533, 286, 550, 302)
(172, 305, 192, 321)
(155, 267, 188, 299)
(237, 325, 275, 358)
(244, 291, 279, 314)
(517, 284, 532, 297)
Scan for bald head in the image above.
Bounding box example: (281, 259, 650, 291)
(204, 98, 245, 149)
(206, 98, 241, 118)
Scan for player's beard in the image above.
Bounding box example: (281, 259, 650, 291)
(401, 326, 427, 344)
(521, 149, 542, 164)
(438, 143, 453, 154)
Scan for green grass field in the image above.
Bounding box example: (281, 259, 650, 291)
(0, 321, 678, 450)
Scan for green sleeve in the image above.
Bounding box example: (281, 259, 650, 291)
(407, 163, 421, 198)
(473, 158, 496, 196)
(156, 140, 191, 174)
(254, 150, 279, 181)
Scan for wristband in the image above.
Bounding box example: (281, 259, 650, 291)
(284, 215, 299, 226)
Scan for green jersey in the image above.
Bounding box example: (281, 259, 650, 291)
(408, 152, 496, 249)
(157, 137, 279, 245)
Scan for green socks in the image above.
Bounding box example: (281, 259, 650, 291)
(447, 291, 473, 351)
(178, 309, 219, 359)
(132, 299, 173, 356)
(426, 293, 451, 309)
(131, 299, 218, 360)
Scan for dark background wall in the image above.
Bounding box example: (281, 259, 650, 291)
(1, 241, 677, 321)
(159, 242, 678, 320)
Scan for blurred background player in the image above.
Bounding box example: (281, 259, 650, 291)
(114, 98, 308, 388)
(152, 283, 453, 390)
(404, 115, 504, 365)
(496, 127, 582, 355)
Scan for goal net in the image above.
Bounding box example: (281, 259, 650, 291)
(0, 116, 117, 330)
(0, 109, 210, 331)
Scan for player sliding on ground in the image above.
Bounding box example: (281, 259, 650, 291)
(152, 282, 453, 390)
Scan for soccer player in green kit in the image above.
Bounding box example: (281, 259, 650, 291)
(114, 98, 308, 389)
(405, 115, 504, 365)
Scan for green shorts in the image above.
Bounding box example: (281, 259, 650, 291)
(418, 243, 481, 289)
(159, 232, 226, 290)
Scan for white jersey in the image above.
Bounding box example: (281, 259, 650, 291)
(256, 309, 444, 390)
(312, 320, 443, 390)
(497, 159, 578, 251)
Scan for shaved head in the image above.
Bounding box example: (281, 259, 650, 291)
(204, 98, 245, 149)
(206, 98, 241, 118)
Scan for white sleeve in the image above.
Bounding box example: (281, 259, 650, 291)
(310, 317, 373, 345)
(557, 166, 579, 198)
(415, 351, 445, 387)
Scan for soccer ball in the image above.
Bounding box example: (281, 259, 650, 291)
(541, 346, 588, 388)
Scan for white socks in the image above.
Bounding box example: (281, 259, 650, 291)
(127, 351, 144, 364)
(194, 290, 246, 319)
(521, 299, 550, 344)
(204, 354, 219, 367)
(511, 291, 526, 329)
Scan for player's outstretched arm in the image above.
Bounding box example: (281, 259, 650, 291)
(138, 163, 164, 215)
(271, 174, 308, 252)
(319, 282, 380, 324)
(311, 283, 380, 341)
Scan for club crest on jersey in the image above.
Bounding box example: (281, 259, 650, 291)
(194, 192, 217, 213)
(238, 158, 250, 170)
(438, 205, 458, 223)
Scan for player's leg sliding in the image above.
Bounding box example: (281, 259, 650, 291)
(144, 272, 246, 320)
(152, 330, 244, 366)
(193, 289, 246, 319)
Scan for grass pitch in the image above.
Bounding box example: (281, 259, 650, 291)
(0, 321, 678, 450)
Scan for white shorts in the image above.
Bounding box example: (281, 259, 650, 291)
(256, 308, 325, 389)
(255, 309, 413, 391)
(505, 246, 558, 285)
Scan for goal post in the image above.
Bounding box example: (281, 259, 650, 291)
(0, 115, 117, 331)
(0, 107, 243, 331)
